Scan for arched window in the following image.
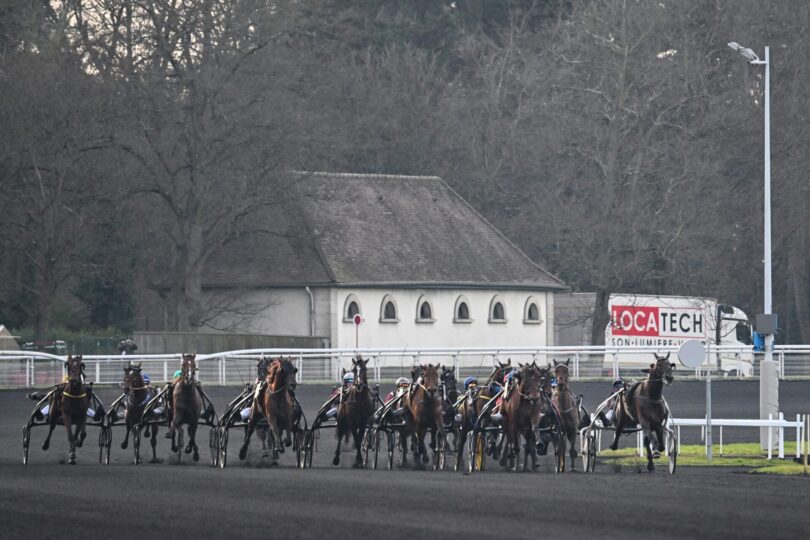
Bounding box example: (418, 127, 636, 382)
(523, 297, 543, 324)
(343, 294, 361, 322)
(416, 295, 434, 323)
(454, 296, 472, 323)
(489, 296, 507, 323)
(380, 295, 399, 323)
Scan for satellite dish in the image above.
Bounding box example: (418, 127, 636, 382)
(678, 339, 706, 369)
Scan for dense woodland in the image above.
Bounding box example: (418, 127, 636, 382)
(1, 0, 809, 344)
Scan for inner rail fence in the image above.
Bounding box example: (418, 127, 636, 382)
(3, 345, 810, 389)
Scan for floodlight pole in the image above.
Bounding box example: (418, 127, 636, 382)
(728, 43, 778, 449)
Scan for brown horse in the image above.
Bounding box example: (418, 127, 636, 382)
(333, 356, 375, 468)
(552, 359, 581, 471)
(401, 363, 445, 468)
(120, 363, 160, 464)
(499, 363, 546, 471)
(166, 353, 203, 461)
(453, 360, 513, 471)
(240, 357, 297, 464)
(610, 353, 675, 472)
(41, 355, 89, 465)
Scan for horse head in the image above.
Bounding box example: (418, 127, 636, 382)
(123, 362, 144, 394)
(66, 355, 85, 386)
(553, 358, 571, 388)
(517, 364, 543, 404)
(268, 357, 295, 390)
(440, 365, 457, 393)
(352, 355, 369, 390)
(181, 353, 196, 384)
(651, 353, 675, 385)
(420, 364, 440, 397)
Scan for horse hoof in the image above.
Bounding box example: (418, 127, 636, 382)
(262, 451, 269, 458)
(352, 462, 361, 469)
(285, 440, 292, 448)
(193, 452, 199, 462)
(652, 451, 662, 459)
(647, 463, 655, 472)
(164, 432, 173, 439)
(121, 441, 128, 450)
(150, 458, 163, 464)
(270, 461, 279, 467)
(41, 443, 49, 451)
(332, 456, 340, 466)
(238, 448, 248, 461)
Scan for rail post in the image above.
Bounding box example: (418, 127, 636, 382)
(574, 352, 580, 380)
(96, 361, 101, 384)
(26, 357, 31, 387)
(767, 413, 773, 459)
(453, 354, 459, 380)
(297, 353, 303, 384)
(778, 350, 785, 379)
(373, 355, 380, 382)
(612, 352, 619, 379)
(163, 359, 168, 383)
(778, 412, 784, 459)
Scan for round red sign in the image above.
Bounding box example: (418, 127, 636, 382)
(353, 314, 362, 325)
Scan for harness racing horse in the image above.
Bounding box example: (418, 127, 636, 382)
(552, 359, 581, 471)
(610, 353, 675, 472)
(240, 357, 297, 464)
(165, 353, 203, 462)
(401, 364, 446, 469)
(41, 355, 90, 464)
(120, 363, 160, 463)
(453, 360, 513, 471)
(499, 363, 545, 471)
(333, 356, 375, 468)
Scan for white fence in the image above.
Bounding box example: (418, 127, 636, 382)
(2, 345, 810, 388)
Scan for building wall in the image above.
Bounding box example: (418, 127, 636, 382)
(332, 288, 553, 350)
(205, 289, 315, 337)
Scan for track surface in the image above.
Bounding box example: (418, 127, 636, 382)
(2, 381, 809, 539)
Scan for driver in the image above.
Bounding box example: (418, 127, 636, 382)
(322, 371, 355, 420)
(600, 378, 625, 426)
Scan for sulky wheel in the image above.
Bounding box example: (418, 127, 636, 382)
(555, 436, 565, 474)
(133, 428, 141, 465)
(22, 426, 31, 465)
(585, 431, 597, 473)
(667, 430, 677, 475)
(219, 428, 229, 469)
(386, 431, 396, 470)
(371, 428, 382, 470)
(294, 429, 305, 469)
(209, 428, 219, 467)
(175, 429, 184, 464)
(361, 427, 373, 468)
(433, 433, 446, 471)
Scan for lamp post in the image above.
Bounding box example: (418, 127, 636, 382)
(727, 42, 778, 449)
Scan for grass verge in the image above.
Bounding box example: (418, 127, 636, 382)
(598, 442, 809, 476)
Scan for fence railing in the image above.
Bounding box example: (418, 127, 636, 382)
(3, 345, 810, 388)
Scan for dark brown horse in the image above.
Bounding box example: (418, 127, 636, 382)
(120, 363, 160, 464)
(552, 359, 580, 471)
(333, 356, 375, 467)
(499, 363, 546, 471)
(610, 353, 675, 471)
(401, 363, 445, 468)
(166, 353, 203, 461)
(240, 357, 297, 464)
(41, 355, 89, 465)
(453, 360, 513, 471)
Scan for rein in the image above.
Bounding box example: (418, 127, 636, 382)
(63, 390, 87, 399)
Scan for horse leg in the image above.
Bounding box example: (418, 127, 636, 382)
(268, 420, 283, 462)
(42, 412, 57, 451)
(352, 425, 364, 468)
(609, 415, 624, 451)
(654, 423, 666, 453)
(418, 428, 429, 465)
(77, 414, 87, 448)
(455, 428, 467, 471)
(150, 425, 161, 463)
(187, 421, 199, 462)
(121, 419, 131, 450)
(568, 430, 578, 471)
(398, 432, 409, 468)
(64, 416, 76, 465)
(238, 408, 258, 461)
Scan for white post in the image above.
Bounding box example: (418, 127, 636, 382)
(797, 414, 802, 458)
(96, 361, 100, 383)
(26, 357, 32, 387)
(778, 412, 784, 459)
(297, 353, 303, 384)
(163, 360, 168, 383)
(767, 413, 773, 459)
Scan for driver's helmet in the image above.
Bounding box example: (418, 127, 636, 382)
(395, 376, 409, 387)
(142, 374, 151, 385)
(550, 377, 558, 387)
(343, 372, 355, 384)
(464, 376, 478, 389)
(612, 378, 625, 389)
(504, 369, 517, 383)
(173, 370, 183, 379)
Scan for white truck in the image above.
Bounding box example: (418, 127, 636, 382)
(605, 294, 754, 376)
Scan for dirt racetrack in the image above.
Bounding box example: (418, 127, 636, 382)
(1, 381, 808, 539)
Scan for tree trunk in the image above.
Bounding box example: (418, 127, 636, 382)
(590, 289, 610, 346)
